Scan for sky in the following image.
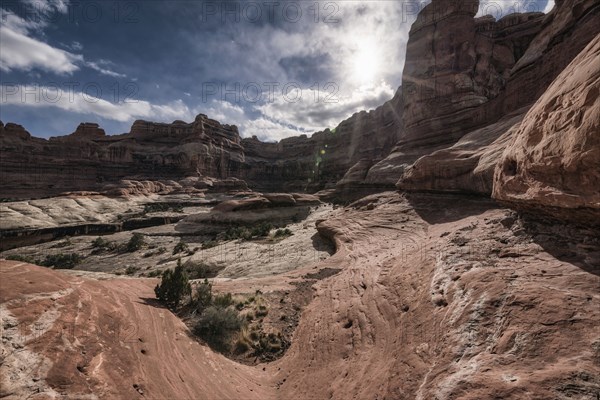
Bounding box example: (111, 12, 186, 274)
(1, 0, 553, 141)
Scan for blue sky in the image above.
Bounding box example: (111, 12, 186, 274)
(1, 0, 553, 141)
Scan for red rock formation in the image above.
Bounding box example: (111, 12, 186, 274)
(374, 0, 599, 192)
(240, 87, 404, 191)
(1, 0, 598, 204)
(0, 89, 403, 199)
(0, 115, 245, 199)
(493, 33, 600, 223)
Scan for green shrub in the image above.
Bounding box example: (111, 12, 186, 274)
(213, 292, 234, 308)
(202, 240, 218, 249)
(125, 266, 140, 275)
(273, 228, 293, 238)
(195, 278, 213, 311)
(234, 336, 251, 353)
(194, 306, 242, 343)
(126, 233, 145, 252)
(217, 222, 274, 242)
(250, 222, 273, 237)
(154, 260, 191, 308)
(184, 260, 220, 279)
(156, 247, 167, 254)
(173, 241, 189, 255)
(253, 332, 286, 356)
(147, 269, 163, 278)
(5, 254, 39, 264)
(255, 305, 268, 318)
(92, 236, 113, 249)
(41, 253, 82, 269)
(144, 203, 184, 213)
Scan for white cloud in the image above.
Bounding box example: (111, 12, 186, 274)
(476, 1, 550, 18)
(204, 100, 246, 126)
(1, 84, 195, 122)
(240, 117, 306, 142)
(256, 81, 395, 134)
(544, 0, 555, 13)
(85, 61, 126, 78)
(1, 6, 125, 78)
(0, 22, 82, 74)
(70, 41, 83, 51)
(20, 0, 70, 16)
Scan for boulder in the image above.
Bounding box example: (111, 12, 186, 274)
(493, 34, 600, 222)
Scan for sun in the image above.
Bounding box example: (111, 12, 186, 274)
(351, 39, 381, 86)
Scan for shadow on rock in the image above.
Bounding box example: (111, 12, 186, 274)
(137, 297, 169, 309)
(405, 192, 499, 224)
(311, 232, 335, 255)
(522, 215, 600, 277)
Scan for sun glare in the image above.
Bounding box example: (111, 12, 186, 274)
(351, 39, 381, 86)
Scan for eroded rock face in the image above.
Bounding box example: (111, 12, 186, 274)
(0, 89, 403, 199)
(401, 0, 543, 148)
(397, 108, 527, 195)
(0, 114, 246, 199)
(370, 0, 599, 191)
(240, 88, 404, 191)
(493, 34, 600, 222)
(1, 0, 598, 203)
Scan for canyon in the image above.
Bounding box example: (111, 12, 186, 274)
(1, 0, 599, 399)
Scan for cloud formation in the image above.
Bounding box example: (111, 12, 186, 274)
(1, 84, 194, 122)
(0, 8, 82, 74)
(1, 0, 555, 141)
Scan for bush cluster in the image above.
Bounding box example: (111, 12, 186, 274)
(5, 254, 39, 264)
(41, 253, 82, 269)
(125, 266, 140, 275)
(91, 236, 118, 252)
(183, 260, 221, 279)
(273, 228, 293, 239)
(173, 241, 190, 255)
(154, 260, 192, 308)
(143, 203, 184, 213)
(194, 306, 243, 343)
(126, 233, 146, 252)
(217, 222, 273, 241)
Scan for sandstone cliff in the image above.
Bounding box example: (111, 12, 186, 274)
(0, 115, 245, 199)
(0, 88, 403, 199)
(493, 33, 600, 223)
(378, 0, 600, 193)
(1, 0, 598, 217)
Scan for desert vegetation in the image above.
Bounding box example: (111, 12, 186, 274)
(217, 222, 274, 241)
(153, 264, 288, 361)
(154, 260, 192, 308)
(6, 253, 82, 269)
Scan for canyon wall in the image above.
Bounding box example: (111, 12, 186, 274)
(493, 33, 600, 223)
(1, 0, 599, 224)
(0, 88, 403, 199)
(0, 115, 245, 199)
(384, 0, 600, 193)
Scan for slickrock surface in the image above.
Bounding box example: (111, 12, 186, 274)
(176, 193, 321, 235)
(2, 193, 598, 399)
(0, 262, 271, 400)
(493, 34, 600, 222)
